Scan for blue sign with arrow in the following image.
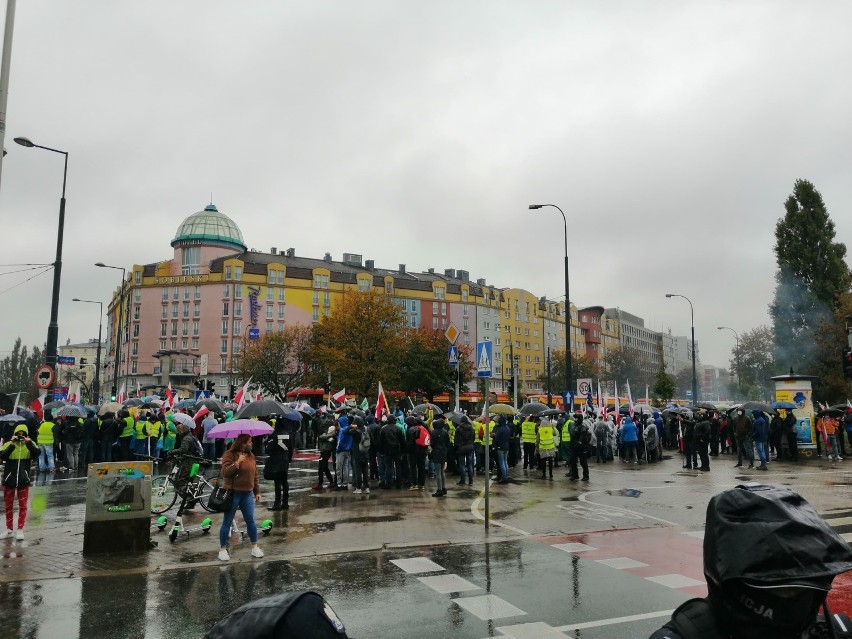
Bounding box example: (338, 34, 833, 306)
(448, 345, 459, 367)
(476, 341, 492, 378)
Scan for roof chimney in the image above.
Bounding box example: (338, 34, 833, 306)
(427, 267, 434, 274)
(476, 278, 486, 285)
(270, 247, 277, 255)
(457, 269, 469, 281)
(286, 248, 295, 257)
(365, 259, 374, 270)
(324, 253, 332, 262)
(399, 264, 406, 274)
(444, 268, 456, 278)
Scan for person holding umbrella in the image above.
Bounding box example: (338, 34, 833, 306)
(218, 434, 264, 562)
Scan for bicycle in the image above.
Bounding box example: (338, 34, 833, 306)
(150, 453, 218, 515)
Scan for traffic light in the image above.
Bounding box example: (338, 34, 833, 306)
(206, 380, 215, 391)
(111, 385, 117, 401)
(230, 384, 237, 399)
(843, 348, 852, 380)
(80, 358, 87, 364)
(507, 377, 514, 395)
(194, 380, 204, 390)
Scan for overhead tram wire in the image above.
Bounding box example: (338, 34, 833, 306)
(0, 264, 55, 276)
(0, 264, 53, 296)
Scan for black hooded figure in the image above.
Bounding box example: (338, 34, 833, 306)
(264, 417, 299, 510)
(650, 484, 852, 639)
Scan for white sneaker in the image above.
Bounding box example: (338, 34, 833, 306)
(15, 530, 24, 541)
(0, 530, 11, 540)
(218, 548, 230, 561)
(251, 546, 264, 558)
(364, 488, 370, 494)
(353, 489, 362, 494)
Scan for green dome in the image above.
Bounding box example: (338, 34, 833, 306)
(171, 204, 246, 251)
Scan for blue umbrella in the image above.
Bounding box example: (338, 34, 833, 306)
(772, 401, 797, 410)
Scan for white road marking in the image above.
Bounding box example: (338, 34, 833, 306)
(555, 609, 674, 631)
(390, 557, 445, 574)
(645, 573, 705, 588)
(551, 542, 596, 553)
(417, 574, 480, 594)
(827, 516, 852, 526)
(495, 621, 567, 638)
(470, 494, 531, 536)
(841, 532, 852, 542)
(595, 557, 648, 569)
(681, 531, 705, 539)
(453, 594, 526, 620)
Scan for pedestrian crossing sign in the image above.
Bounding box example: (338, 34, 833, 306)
(448, 346, 459, 366)
(476, 341, 492, 378)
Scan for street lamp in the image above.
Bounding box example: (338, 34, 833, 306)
(73, 298, 103, 403)
(716, 326, 740, 398)
(529, 203, 572, 407)
(14, 136, 68, 403)
(665, 293, 698, 404)
(95, 262, 126, 400)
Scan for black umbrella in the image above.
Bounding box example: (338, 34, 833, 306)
(235, 399, 288, 419)
(122, 398, 143, 407)
(195, 398, 226, 413)
(445, 411, 467, 425)
(518, 402, 548, 416)
(739, 401, 771, 413)
(43, 400, 66, 410)
(829, 404, 850, 412)
(817, 408, 844, 418)
(540, 408, 567, 417)
(696, 401, 717, 411)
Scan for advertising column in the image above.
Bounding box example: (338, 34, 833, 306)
(771, 373, 818, 451)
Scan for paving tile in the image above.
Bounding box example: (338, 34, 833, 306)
(551, 542, 596, 553)
(594, 557, 648, 569)
(390, 557, 445, 574)
(645, 573, 705, 588)
(453, 594, 526, 620)
(495, 621, 567, 638)
(417, 573, 480, 594)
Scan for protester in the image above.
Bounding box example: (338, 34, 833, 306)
(493, 416, 510, 483)
(217, 434, 263, 561)
(349, 416, 370, 495)
(335, 412, 353, 491)
(732, 408, 754, 469)
(36, 415, 56, 474)
(752, 409, 769, 470)
(455, 416, 476, 487)
(535, 417, 556, 479)
(266, 418, 296, 509)
(1, 424, 39, 540)
(313, 425, 337, 491)
(430, 416, 450, 496)
(620, 415, 639, 465)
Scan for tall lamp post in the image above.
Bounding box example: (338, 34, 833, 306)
(716, 326, 740, 399)
(14, 136, 68, 403)
(73, 298, 103, 403)
(529, 203, 572, 407)
(665, 293, 698, 404)
(96, 262, 126, 400)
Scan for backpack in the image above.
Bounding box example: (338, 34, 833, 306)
(358, 428, 371, 453)
(415, 425, 431, 447)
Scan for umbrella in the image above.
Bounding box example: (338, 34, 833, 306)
(816, 408, 844, 418)
(56, 404, 88, 418)
(277, 406, 303, 422)
(172, 413, 195, 429)
(772, 401, 798, 410)
(445, 411, 466, 425)
(695, 401, 717, 411)
(43, 400, 66, 410)
(235, 399, 288, 419)
(122, 398, 143, 407)
(293, 402, 316, 416)
(411, 403, 443, 416)
(518, 402, 548, 416)
(739, 401, 771, 413)
(174, 399, 195, 410)
(208, 420, 274, 438)
(98, 402, 123, 416)
(141, 394, 162, 402)
(488, 403, 517, 416)
(662, 407, 687, 416)
(829, 404, 851, 412)
(0, 413, 27, 423)
(195, 398, 225, 413)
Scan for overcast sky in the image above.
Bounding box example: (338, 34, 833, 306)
(1, 1, 850, 372)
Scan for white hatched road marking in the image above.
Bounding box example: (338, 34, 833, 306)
(552, 542, 596, 553)
(417, 574, 480, 594)
(555, 609, 675, 632)
(645, 573, 705, 588)
(390, 557, 445, 574)
(595, 557, 649, 569)
(453, 594, 526, 620)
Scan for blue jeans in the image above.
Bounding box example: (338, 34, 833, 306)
(458, 451, 475, 483)
(496, 449, 509, 480)
(828, 434, 840, 458)
(38, 444, 54, 472)
(382, 453, 401, 487)
(203, 442, 216, 459)
(219, 490, 258, 547)
(755, 440, 768, 466)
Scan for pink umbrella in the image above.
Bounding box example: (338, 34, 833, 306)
(208, 420, 274, 438)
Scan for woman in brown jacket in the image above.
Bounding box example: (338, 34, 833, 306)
(218, 434, 264, 561)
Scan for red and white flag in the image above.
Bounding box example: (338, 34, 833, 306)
(69, 382, 81, 403)
(136, 379, 142, 398)
(375, 382, 388, 420)
(12, 392, 20, 415)
(613, 381, 620, 425)
(117, 383, 127, 404)
(332, 388, 346, 404)
(625, 380, 634, 419)
(165, 383, 176, 408)
(30, 392, 46, 420)
(234, 378, 251, 410)
(194, 405, 210, 424)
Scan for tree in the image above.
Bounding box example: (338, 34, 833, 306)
(652, 366, 676, 404)
(813, 292, 852, 403)
(398, 329, 474, 401)
(733, 326, 776, 400)
(0, 338, 44, 404)
(770, 179, 851, 373)
(310, 291, 408, 398)
(673, 368, 694, 399)
(238, 326, 312, 402)
(537, 351, 599, 395)
(601, 347, 646, 390)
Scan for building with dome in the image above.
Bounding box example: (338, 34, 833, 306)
(103, 202, 693, 403)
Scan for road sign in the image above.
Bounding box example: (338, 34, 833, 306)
(35, 364, 55, 389)
(685, 390, 693, 399)
(577, 378, 592, 397)
(444, 323, 459, 344)
(448, 345, 459, 367)
(476, 341, 492, 378)
(57, 355, 75, 365)
(199, 353, 209, 376)
(248, 328, 260, 339)
(54, 386, 68, 401)
(195, 390, 211, 400)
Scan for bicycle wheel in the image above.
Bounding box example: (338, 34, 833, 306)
(197, 479, 221, 513)
(151, 476, 177, 514)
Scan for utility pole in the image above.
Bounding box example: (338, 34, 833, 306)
(546, 347, 552, 408)
(0, 0, 18, 193)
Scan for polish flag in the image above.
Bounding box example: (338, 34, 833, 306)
(194, 405, 210, 423)
(375, 382, 388, 420)
(165, 383, 175, 408)
(234, 378, 251, 410)
(597, 382, 604, 418)
(136, 379, 143, 398)
(30, 392, 46, 420)
(69, 382, 81, 403)
(117, 383, 127, 404)
(332, 388, 346, 404)
(255, 391, 262, 402)
(613, 381, 620, 425)
(12, 392, 20, 415)
(625, 380, 634, 419)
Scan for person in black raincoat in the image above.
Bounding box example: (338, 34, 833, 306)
(650, 484, 852, 639)
(265, 416, 299, 510)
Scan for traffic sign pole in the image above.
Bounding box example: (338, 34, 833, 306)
(476, 340, 493, 532)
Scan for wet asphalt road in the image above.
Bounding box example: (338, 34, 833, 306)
(2, 452, 851, 639)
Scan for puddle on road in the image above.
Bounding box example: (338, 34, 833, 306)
(605, 489, 642, 498)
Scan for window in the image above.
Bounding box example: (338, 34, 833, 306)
(132, 323, 139, 337)
(233, 340, 241, 354)
(385, 281, 393, 295)
(484, 322, 490, 329)
(222, 301, 229, 316)
(410, 316, 417, 328)
(463, 304, 468, 317)
(433, 302, 439, 315)
(222, 284, 230, 298)
(434, 287, 445, 300)
(266, 305, 273, 319)
(194, 302, 200, 318)
(133, 289, 141, 303)
(525, 355, 530, 363)
(160, 323, 167, 337)
(192, 338, 199, 350)
(267, 287, 274, 301)
(173, 286, 179, 300)
(221, 320, 228, 335)
(183, 303, 189, 318)
(234, 301, 242, 317)
(534, 330, 539, 337)
(278, 305, 285, 320)
(464, 319, 469, 331)
(131, 360, 137, 373)
(313, 274, 329, 289)
(278, 288, 285, 302)
(133, 305, 140, 320)
(161, 306, 167, 320)
(432, 317, 438, 330)
(358, 279, 371, 292)
(232, 357, 240, 369)
(162, 287, 168, 302)
(515, 327, 521, 334)
(221, 339, 228, 354)
(524, 328, 529, 336)
(234, 266, 242, 281)
(181, 247, 201, 275)
(323, 291, 330, 306)
(441, 319, 447, 330)
(496, 337, 501, 345)
(312, 291, 319, 305)
(278, 321, 285, 332)
(442, 303, 447, 315)
(233, 320, 241, 335)
(220, 357, 227, 371)
(181, 321, 188, 336)
(462, 289, 468, 302)
(234, 285, 242, 299)
(160, 340, 166, 350)
(194, 286, 201, 300)
(225, 266, 232, 280)
(323, 308, 330, 318)
(172, 303, 178, 318)
(312, 308, 319, 322)
(183, 286, 190, 300)
(192, 321, 199, 337)
(266, 321, 273, 333)
(181, 338, 188, 349)
(171, 322, 178, 337)
(171, 339, 177, 350)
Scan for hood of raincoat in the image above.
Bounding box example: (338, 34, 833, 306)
(704, 484, 852, 589)
(14, 424, 29, 436)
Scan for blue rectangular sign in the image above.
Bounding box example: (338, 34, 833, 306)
(248, 328, 261, 339)
(57, 356, 75, 365)
(195, 390, 211, 400)
(476, 341, 492, 378)
(448, 345, 459, 367)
